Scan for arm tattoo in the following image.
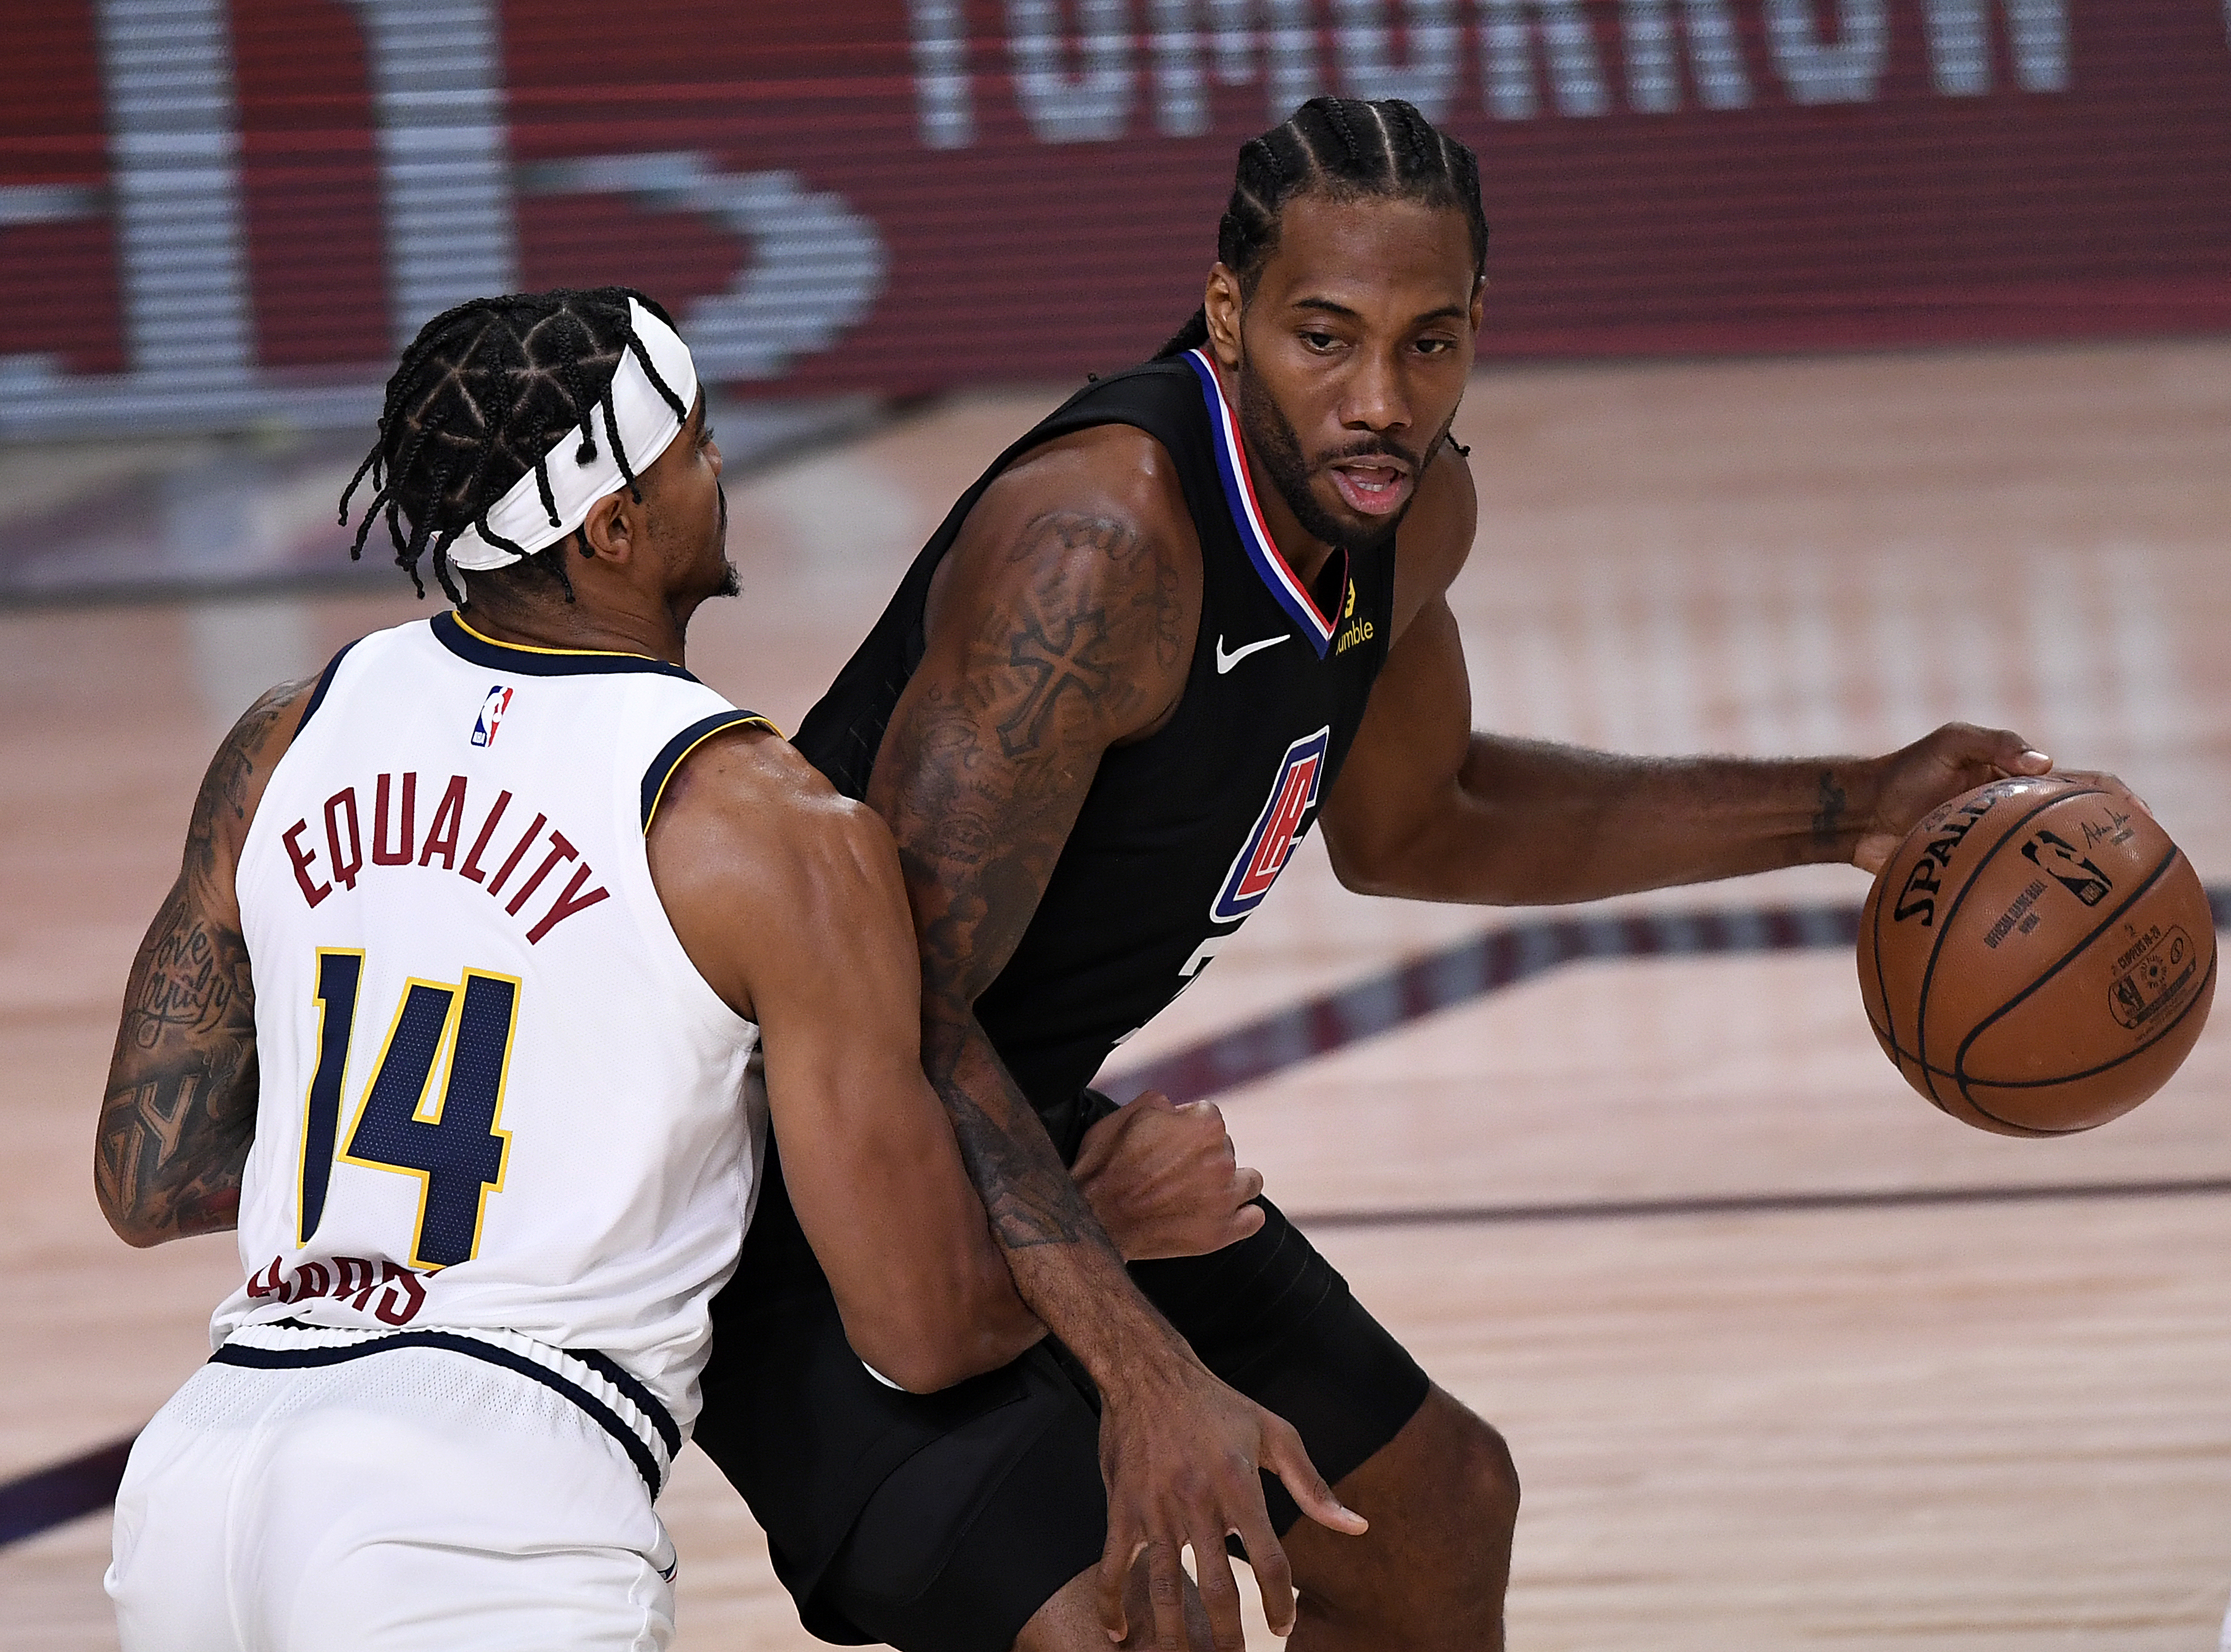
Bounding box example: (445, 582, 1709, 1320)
(98, 886, 261, 1241)
(881, 509, 1186, 1254)
(998, 605, 1116, 760)
(1812, 768, 1849, 847)
(98, 680, 301, 1243)
(183, 685, 295, 879)
(930, 1035, 1098, 1251)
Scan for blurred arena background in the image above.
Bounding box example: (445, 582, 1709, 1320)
(4, 3, 2229, 1648)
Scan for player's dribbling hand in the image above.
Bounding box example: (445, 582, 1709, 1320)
(1095, 1363, 1367, 1648)
(1072, 1091, 1266, 1261)
(1852, 722, 2053, 875)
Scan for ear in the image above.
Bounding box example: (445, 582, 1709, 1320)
(1203, 263, 1244, 371)
(1468, 275, 1486, 334)
(577, 490, 637, 564)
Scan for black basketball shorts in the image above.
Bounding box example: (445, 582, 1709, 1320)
(692, 1091, 1431, 1652)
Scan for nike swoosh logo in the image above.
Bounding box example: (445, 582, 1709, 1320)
(1215, 633, 1290, 673)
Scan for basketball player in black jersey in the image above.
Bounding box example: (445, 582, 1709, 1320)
(693, 98, 2061, 1652)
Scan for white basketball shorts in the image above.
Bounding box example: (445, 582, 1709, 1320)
(106, 1334, 679, 1651)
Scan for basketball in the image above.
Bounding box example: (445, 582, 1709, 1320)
(1858, 774, 2217, 1135)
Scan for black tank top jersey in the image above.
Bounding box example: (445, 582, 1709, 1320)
(793, 350, 1397, 1121)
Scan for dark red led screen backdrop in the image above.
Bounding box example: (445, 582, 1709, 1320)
(2, 0, 2227, 434)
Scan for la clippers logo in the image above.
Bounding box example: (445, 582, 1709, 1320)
(1211, 727, 1330, 925)
(470, 685, 513, 748)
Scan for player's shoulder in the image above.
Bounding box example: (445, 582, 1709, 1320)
(1395, 433, 1478, 599)
(646, 725, 895, 897)
(200, 675, 321, 838)
(967, 421, 1195, 567)
(643, 725, 907, 1015)
(652, 722, 856, 831)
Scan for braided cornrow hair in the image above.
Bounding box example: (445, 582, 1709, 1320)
(1156, 97, 1489, 358)
(338, 287, 689, 603)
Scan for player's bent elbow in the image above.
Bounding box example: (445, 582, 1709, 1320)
(845, 1324, 991, 1395)
(840, 1268, 1039, 1393)
(1327, 831, 1427, 900)
(888, 1321, 1042, 1393)
(1331, 855, 1404, 899)
(98, 1197, 169, 1249)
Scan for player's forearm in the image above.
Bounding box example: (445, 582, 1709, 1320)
(97, 1062, 254, 1247)
(96, 879, 261, 1246)
(1351, 736, 1882, 906)
(921, 1013, 1208, 1391)
(97, 678, 302, 1246)
(926, 1237, 1050, 1384)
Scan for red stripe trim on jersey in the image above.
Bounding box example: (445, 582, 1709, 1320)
(1183, 349, 1336, 652)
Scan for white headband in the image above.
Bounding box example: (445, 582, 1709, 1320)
(445, 296, 700, 573)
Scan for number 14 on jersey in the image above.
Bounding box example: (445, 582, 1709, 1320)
(300, 950, 519, 1270)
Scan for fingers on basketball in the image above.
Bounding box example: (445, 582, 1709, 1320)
(1955, 722, 2050, 777)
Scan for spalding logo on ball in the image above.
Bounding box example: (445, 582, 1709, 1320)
(1857, 774, 2215, 1135)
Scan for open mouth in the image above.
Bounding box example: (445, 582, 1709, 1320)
(1327, 459, 1413, 518)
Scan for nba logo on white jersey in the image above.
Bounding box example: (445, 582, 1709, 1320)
(471, 685, 513, 747)
(1211, 725, 1329, 924)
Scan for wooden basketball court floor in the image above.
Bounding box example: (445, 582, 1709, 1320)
(3, 336, 2227, 1649)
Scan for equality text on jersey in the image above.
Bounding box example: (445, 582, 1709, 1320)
(276, 771, 611, 945)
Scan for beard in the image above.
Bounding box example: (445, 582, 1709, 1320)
(1235, 367, 1442, 558)
(710, 482, 740, 598)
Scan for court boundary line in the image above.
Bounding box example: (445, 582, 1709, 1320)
(8, 885, 2225, 1547)
(1292, 1175, 2231, 1231)
(1111, 897, 1876, 1105)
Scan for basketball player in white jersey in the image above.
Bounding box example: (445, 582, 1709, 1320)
(92, 287, 1069, 1649)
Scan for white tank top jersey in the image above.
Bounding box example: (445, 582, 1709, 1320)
(217, 611, 771, 1468)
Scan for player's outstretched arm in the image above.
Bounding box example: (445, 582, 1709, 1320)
(97, 678, 311, 1247)
(648, 729, 1043, 1394)
(1326, 591, 2052, 904)
(867, 435, 1363, 1650)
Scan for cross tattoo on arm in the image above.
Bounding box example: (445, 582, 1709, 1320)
(996, 604, 1118, 760)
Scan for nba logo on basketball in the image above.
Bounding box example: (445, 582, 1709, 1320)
(470, 685, 513, 748)
(2020, 828, 2112, 906)
(1212, 727, 1330, 924)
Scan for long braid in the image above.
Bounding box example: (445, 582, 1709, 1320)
(622, 325, 691, 423)
(339, 287, 674, 601)
(550, 310, 603, 464)
(601, 391, 642, 504)
(440, 321, 528, 571)
(401, 455, 456, 598)
(1155, 96, 1490, 359)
